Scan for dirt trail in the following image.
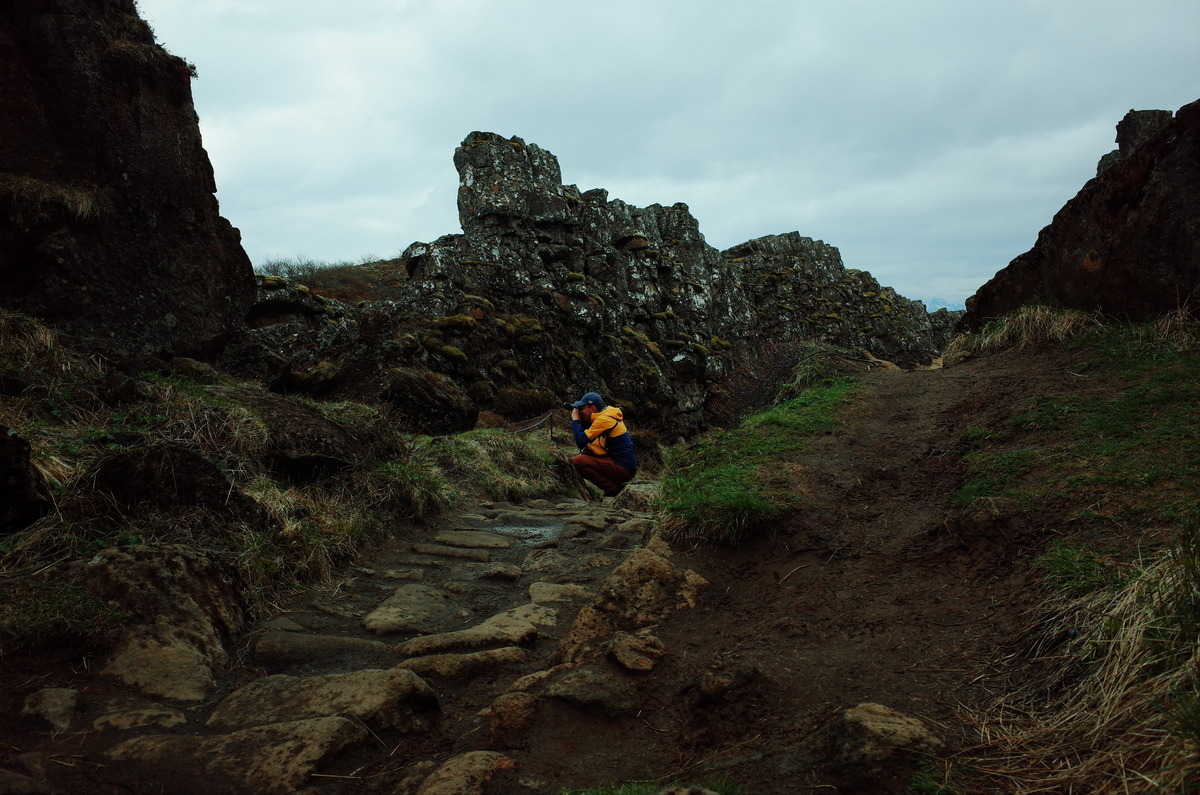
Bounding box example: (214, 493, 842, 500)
(632, 347, 1100, 792)
(4, 347, 1101, 794)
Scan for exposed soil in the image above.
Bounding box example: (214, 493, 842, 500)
(1, 345, 1118, 794)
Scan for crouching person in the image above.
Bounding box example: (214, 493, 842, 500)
(569, 392, 638, 498)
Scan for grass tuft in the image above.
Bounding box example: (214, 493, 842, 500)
(967, 518, 1200, 793)
(945, 305, 1104, 361)
(429, 428, 570, 502)
(0, 576, 125, 654)
(659, 377, 855, 546)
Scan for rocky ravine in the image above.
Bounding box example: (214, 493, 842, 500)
(6, 347, 1069, 795)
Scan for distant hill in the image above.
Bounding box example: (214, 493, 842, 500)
(923, 297, 965, 312)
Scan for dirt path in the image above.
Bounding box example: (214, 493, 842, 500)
(5, 347, 1103, 794)
(628, 347, 1101, 792)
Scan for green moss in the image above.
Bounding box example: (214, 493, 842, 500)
(462, 294, 496, 310)
(566, 272, 586, 282)
(433, 314, 478, 332)
(623, 326, 666, 363)
(468, 380, 497, 402)
(439, 345, 469, 364)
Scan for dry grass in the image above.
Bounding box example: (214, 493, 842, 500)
(0, 174, 109, 225)
(963, 526, 1200, 793)
(945, 306, 1105, 362)
(1146, 307, 1200, 351)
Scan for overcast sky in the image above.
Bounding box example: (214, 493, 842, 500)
(135, 0, 1198, 306)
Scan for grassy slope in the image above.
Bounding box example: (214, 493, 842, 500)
(0, 309, 575, 652)
(658, 307, 1199, 793)
(947, 311, 1200, 794)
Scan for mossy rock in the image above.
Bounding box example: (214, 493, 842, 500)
(439, 345, 469, 364)
(383, 367, 476, 434)
(468, 380, 497, 402)
(433, 314, 479, 333)
(491, 386, 559, 420)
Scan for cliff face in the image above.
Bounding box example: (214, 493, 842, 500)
(223, 132, 947, 436)
(0, 0, 254, 359)
(962, 101, 1200, 329)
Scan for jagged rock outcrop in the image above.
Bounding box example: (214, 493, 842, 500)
(224, 132, 947, 435)
(0, 0, 255, 359)
(962, 101, 1200, 330)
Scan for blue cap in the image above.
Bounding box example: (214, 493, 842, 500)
(572, 391, 605, 408)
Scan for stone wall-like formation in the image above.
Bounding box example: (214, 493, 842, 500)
(224, 132, 948, 436)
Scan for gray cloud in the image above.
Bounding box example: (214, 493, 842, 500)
(137, 0, 1199, 304)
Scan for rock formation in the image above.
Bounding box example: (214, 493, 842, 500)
(0, 0, 255, 359)
(962, 101, 1200, 329)
(224, 132, 949, 436)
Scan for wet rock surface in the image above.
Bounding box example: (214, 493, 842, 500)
(6, 494, 711, 794)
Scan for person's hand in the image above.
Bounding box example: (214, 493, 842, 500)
(571, 408, 581, 421)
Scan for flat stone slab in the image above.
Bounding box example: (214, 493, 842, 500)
(207, 668, 437, 732)
(410, 543, 491, 561)
(107, 717, 366, 795)
(395, 604, 557, 657)
(476, 563, 523, 581)
(363, 584, 471, 635)
(380, 568, 425, 580)
(433, 530, 514, 549)
(93, 706, 187, 731)
(563, 514, 610, 534)
(253, 630, 403, 672)
(398, 647, 528, 679)
(528, 582, 592, 602)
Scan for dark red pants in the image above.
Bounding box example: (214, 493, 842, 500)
(572, 453, 634, 496)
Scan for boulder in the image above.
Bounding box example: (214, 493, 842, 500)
(828, 702, 945, 794)
(415, 750, 516, 795)
(20, 689, 77, 733)
(65, 545, 247, 701)
(555, 548, 707, 664)
(212, 387, 370, 481)
(963, 101, 1200, 329)
(543, 666, 637, 717)
(106, 717, 365, 795)
(206, 668, 438, 731)
(486, 691, 539, 747)
(0, 0, 254, 359)
(83, 443, 274, 528)
(607, 630, 667, 672)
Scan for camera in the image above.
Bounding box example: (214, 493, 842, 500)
(561, 402, 574, 411)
